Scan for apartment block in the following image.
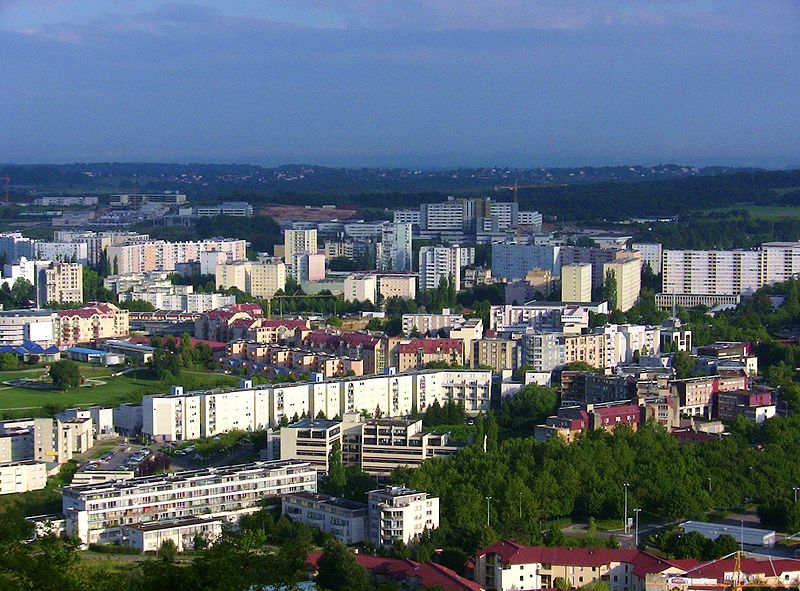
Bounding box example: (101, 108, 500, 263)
(0, 461, 47, 495)
(121, 516, 223, 552)
(62, 460, 317, 546)
(491, 243, 561, 280)
(603, 257, 642, 312)
(397, 339, 464, 371)
(0, 309, 58, 346)
(419, 245, 462, 291)
(631, 242, 663, 273)
(106, 239, 246, 274)
(535, 403, 641, 443)
(0, 232, 35, 263)
(215, 259, 286, 298)
(561, 263, 592, 303)
(283, 229, 318, 266)
(291, 252, 326, 282)
(378, 274, 417, 301)
(381, 222, 413, 272)
(368, 486, 439, 547)
(37, 262, 83, 306)
(282, 492, 368, 545)
(402, 310, 466, 336)
(275, 418, 345, 473)
(662, 249, 761, 297)
(35, 241, 89, 265)
(474, 338, 519, 372)
(55, 303, 130, 347)
(344, 274, 378, 304)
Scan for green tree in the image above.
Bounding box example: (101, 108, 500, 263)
(321, 442, 347, 498)
(49, 360, 81, 390)
(158, 538, 178, 563)
(673, 351, 696, 379)
(602, 269, 617, 310)
(315, 539, 371, 591)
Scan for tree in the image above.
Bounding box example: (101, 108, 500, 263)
(158, 538, 178, 563)
(603, 269, 618, 311)
(366, 318, 383, 331)
(49, 360, 80, 390)
(315, 539, 371, 591)
(0, 352, 20, 371)
(708, 534, 740, 559)
(673, 351, 696, 380)
(149, 348, 181, 380)
(10, 277, 34, 307)
(118, 299, 156, 312)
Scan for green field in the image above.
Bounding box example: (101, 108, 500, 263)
(699, 204, 800, 221)
(0, 368, 239, 418)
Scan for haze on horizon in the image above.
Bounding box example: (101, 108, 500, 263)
(0, 0, 798, 169)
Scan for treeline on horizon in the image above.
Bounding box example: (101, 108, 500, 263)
(4, 163, 799, 221)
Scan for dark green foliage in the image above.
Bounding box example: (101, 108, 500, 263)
(82, 267, 115, 303)
(195, 215, 282, 253)
(321, 442, 347, 497)
(672, 351, 696, 379)
(497, 384, 559, 438)
(423, 400, 466, 428)
(117, 299, 157, 312)
(49, 360, 81, 390)
(316, 538, 371, 591)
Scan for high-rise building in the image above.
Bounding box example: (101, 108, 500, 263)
(561, 263, 592, 303)
(662, 249, 760, 297)
(602, 258, 642, 312)
(37, 262, 83, 306)
(344, 274, 378, 304)
(215, 260, 286, 298)
(419, 245, 461, 291)
(34, 242, 89, 265)
(491, 243, 561, 280)
(0, 232, 35, 263)
(283, 229, 318, 268)
(107, 239, 246, 274)
(381, 223, 413, 272)
(291, 252, 326, 282)
(631, 243, 663, 274)
(367, 486, 439, 547)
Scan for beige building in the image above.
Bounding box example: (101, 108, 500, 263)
(378, 274, 417, 301)
(107, 239, 246, 275)
(603, 257, 642, 312)
(344, 274, 378, 305)
(564, 333, 606, 368)
(283, 229, 318, 267)
(561, 263, 592, 303)
(37, 262, 83, 306)
(216, 259, 286, 298)
(475, 338, 518, 372)
(55, 303, 130, 347)
(368, 486, 439, 548)
(0, 461, 47, 495)
(449, 318, 483, 366)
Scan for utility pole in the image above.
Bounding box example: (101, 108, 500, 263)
(794, 487, 799, 503)
(486, 496, 492, 529)
(519, 491, 523, 520)
(623, 483, 630, 535)
(708, 477, 712, 494)
(740, 520, 744, 551)
(634, 508, 641, 548)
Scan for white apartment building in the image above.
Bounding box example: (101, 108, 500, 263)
(141, 370, 492, 442)
(118, 288, 236, 313)
(0, 309, 58, 346)
(121, 516, 224, 552)
(106, 239, 247, 274)
(603, 257, 642, 312)
(419, 245, 462, 291)
(0, 232, 35, 263)
(393, 209, 422, 225)
(662, 249, 761, 297)
(1, 256, 51, 290)
(368, 486, 439, 547)
(103, 271, 171, 294)
(283, 229, 318, 267)
(37, 262, 83, 306)
(561, 263, 592, 302)
(491, 243, 561, 280)
(381, 223, 413, 272)
(275, 418, 346, 472)
(402, 310, 466, 336)
(378, 274, 417, 301)
(0, 460, 47, 495)
(490, 302, 607, 333)
(62, 460, 317, 546)
(344, 274, 378, 304)
(35, 241, 89, 265)
(282, 492, 368, 545)
(631, 242, 663, 274)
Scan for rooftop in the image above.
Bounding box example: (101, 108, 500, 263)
(283, 491, 367, 512)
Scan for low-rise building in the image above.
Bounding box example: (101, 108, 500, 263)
(397, 339, 464, 371)
(0, 460, 47, 495)
(0, 309, 58, 346)
(55, 302, 130, 347)
(282, 492, 368, 545)
(120, 516, 224, 552)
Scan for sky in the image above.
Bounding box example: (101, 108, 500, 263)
(0, 0, 798, 168)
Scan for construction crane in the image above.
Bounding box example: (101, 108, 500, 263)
(494, 179, 539, 203)
(652, 551, 781, 591)
(0, 176, 9, 207)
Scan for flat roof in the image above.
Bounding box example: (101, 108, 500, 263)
(681, 520, 775, 536)
(66, 346, 108, 355)
(123, 516, 222, 532)
(284, 491, 367, 512)
(289, 418, 340, 430)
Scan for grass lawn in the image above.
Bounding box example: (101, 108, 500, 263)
(0, 368, 239, 417)
(699, 204, 800, 221)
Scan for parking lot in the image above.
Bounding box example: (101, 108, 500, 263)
(77, 441, 155, 475)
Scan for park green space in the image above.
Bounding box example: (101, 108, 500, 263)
(0, 367, 238, 418)
(698, 203, 800, 221)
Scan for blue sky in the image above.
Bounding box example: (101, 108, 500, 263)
(1, 1, 798, 167)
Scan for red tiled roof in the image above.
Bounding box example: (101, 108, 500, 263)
(259, 319, 310, 330)
(58, 303, 121, 319)
(398, 338, 463, 354)
(474, 542, 684, 578)
(685, 556, 800, 579)
(306, 552, 481, 591)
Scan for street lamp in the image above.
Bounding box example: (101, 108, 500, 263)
(519, 491, 523, 520)
(486, 496, 492, 529)
(794, 487, 800, 503)
(708, 477, 712, 495)
(623, 483, 630, 535)
(634, 508, 642, 547)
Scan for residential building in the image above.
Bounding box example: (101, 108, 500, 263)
(291, 251, 326, 282)
(215, 259, 286, 298)
(37, 262, 83, 306)
(0, 309, 58, 346)
(393, 209, 422, 226)
(0, 232, 35, 262)
(603, 257, 642, 312)
(381, 222, 413, 272)
(62, 460, 317, 545)
(716, 390, 775, 423)
(670, 372, 748, 418)
(448, 318, 483, 366)
(1, 256, 51, 290)
(121, 516, 224, 552)
(562, 263, 592, 303)
(655, 292, 741, 311)
(344, 274, 378, 305)
(402, 310, 466, 336)
(561, 246, 640, 289)
(110, 192, 187, 206)
(118, 285, 235, 312)
(35, 242, 89, 265)
(474, 338, 519, 372)
(194, 303, 264, 342)
(378, 274, 417, 301)
(397, 339, 464, 371)
(631, 242, 663, 273)
(55, 303, 130, 347)
(0, 461, 47, 495)
(282, 492, 368, 545)
(277, 418, 347, 473)
(368, 486, 439, 547)
(303, 331, 388, 374)
(106, 239, 246, 274)
(492, 243, 561, 280)
(419, 245, 462, 291)
(662, 249, 761, 297)
(535, 403, 641, 443)
(564, 332, 606, 368)
(521, 332, 566, 372)
(284, 229, 318, 268)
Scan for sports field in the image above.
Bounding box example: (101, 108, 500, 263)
(0, 367, 238, 417)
